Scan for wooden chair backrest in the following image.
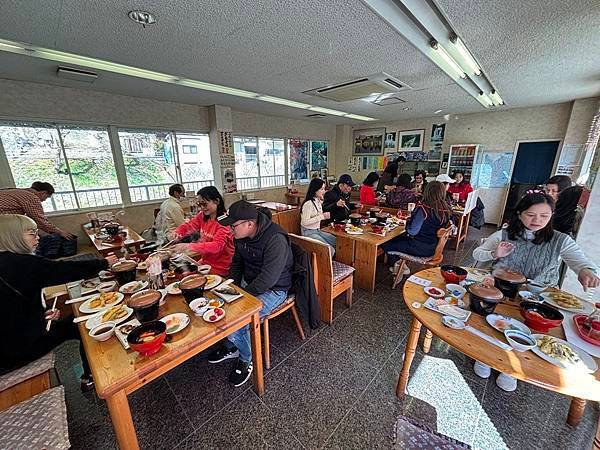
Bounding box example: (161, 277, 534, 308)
(289, 234, 334, 298)
(276, 209, 301, 234)
(428, 223, 454, 266)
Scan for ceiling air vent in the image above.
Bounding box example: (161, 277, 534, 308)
(372, 95, 405, 106)
(304, 72, 411, 102)
(56, 66, 98, 83)
(305, 113, 326, 118)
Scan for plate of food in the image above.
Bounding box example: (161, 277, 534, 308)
(204, 274, 223, 290)
(212, 284, 243, 303)
(424, 286, 445, 299)
(160, 313, 190, 335)
(79, 291, 124, 314)
(114, 318, 141, 349)
(85, 304, 133, 330)
(137, 261, 148, 271)
(531, 334, 597, 372)
(540, 291, 595, 314)
(166, 281, 181, 295)
(203, 307, 226, 323)
(486, 314, 531, 334)
(423, 297, 470, 321)
(119, 280, 149, 295)
(466, 268, 489, 283)
(345, 224, 364, 235)
(81, 278, 101, 291)
(98, 270, 115, 281)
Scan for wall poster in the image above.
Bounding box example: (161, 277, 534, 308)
(353, 128, 385, 155)
(289, 139, 309, 182)
(310, 140, 328, 170)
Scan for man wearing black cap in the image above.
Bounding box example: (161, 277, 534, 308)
(209, 200, 293, 386)
(322, 174, 358, 223)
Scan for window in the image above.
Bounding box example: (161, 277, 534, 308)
(0, 122, 120, 212)
(175, 133, 214, 193)
(118, 129, 179, 202)
(233, 136, 286, 190)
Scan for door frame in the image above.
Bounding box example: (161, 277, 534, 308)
(499, 138, 563, 223)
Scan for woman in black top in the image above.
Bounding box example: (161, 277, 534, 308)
(553, 185, 584, 237)
(0, 214, 117, 390)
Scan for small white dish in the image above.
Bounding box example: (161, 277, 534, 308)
(442, 315, 465, 330)
(166, 281, 181, 295)
(424, 286, 445, 299)
(119, 280, 148, 295)
(525, 282, 546, 294)
(97, 281, 118, 293)
(204, 274, 223, 290)
(504, 330, 536, 352)
(445, 284, 466, 299)
(158, 289, 168, 306)
(203, 307, 226, 323)
(98, 270, 115, 281)
(189, 297, 210, 316)
(89, 321, 116, 341)
(197, 264, 212, 274)
(486, 314, 531, 334)
(160, 313, 190, 335)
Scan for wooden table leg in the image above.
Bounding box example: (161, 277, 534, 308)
(250, 312, 264, 396)
(396, 318, 422, 399)
(106, 389, 139, 450)
(422, 329, 433, 354)
(567, 397, 586, 427)
(354, 240, 378, 292)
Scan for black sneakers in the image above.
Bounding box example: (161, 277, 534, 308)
(208, 346, 240, 364)
(228, 360, 253, 387)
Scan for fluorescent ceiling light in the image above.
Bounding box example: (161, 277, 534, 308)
(451, 36, 482, 76)
(0, 37, 376, 121)
(489, 90, 504, 106)
(432, 43, 466, 79)
(477, 93, 494, 107)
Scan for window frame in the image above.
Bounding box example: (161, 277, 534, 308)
(233, 134, 289, 191)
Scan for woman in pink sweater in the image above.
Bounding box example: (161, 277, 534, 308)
(170, 186, 234, 276)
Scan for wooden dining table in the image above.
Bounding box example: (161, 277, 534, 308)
(81, 222, 146, 257)
(396, 267, 600, 450)
(72, 285, 264, 450)
(325, 213, 406, 292)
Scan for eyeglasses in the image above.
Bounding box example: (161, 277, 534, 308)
(25, 229, 39, 236)
(230, 220, 249, 230)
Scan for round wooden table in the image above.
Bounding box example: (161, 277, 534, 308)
(396, 267, 600, 450)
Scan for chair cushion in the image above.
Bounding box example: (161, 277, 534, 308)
(264, 294, 295, 320)
(0, 352, 55, 392)
(394, 416, 470, 449)
(0, 385, 70, 450)
(332, 261, 355, 285)
(386, 251, 432, 265)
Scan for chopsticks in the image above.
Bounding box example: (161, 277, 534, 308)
(46, 296, 58, 332)
(158, 238, 177, 250)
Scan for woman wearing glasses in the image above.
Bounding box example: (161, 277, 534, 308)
(0, 214, 117, 391)
(170, 186, 234, 276)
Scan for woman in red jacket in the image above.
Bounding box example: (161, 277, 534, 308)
(447, 171, 473, 203)
(170, 186, 234, 276)
(359, 172, 380, 206)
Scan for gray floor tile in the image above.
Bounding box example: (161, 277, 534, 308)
(177, 390, 304, 450)
(262, 333, 378, 448)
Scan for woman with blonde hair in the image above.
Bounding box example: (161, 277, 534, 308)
(0, 214, 117, 391)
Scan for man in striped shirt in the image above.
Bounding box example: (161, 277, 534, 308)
(0, 182, 75, 255)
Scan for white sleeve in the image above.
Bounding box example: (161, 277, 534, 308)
(559, 236, 598, 275)
(301, 202, 324, 228)
(472, 230, 503, 262)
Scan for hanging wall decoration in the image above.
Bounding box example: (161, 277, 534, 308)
(310, 140, 328, 170)
(289, 138, 309, 182)
(353, 128, 385, 155)
(398, 129, 425, 151)
(219, 130, 236, 193)
(429, 124, 445, 160)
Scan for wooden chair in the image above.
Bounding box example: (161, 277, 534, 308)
(262, 295, 305, 370)
(0, 352, 54, 412)
(289, 234, 354, 325)
(387, 223, 453, 353)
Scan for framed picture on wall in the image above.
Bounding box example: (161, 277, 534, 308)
(384, 132, 397, 151)
(398, 129, 425, 151)
(353, 128, 385, 155)
(289, 139, 309, 182)
(310, 140, 328, 170)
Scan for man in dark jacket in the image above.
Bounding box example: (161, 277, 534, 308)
(322, 174, 358, 223)
(209, 200, 293, 386)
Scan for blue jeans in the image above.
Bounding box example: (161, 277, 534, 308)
(301, 226, 336, 256)
(226, 289, 288, 363)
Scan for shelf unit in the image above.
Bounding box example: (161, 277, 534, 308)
(447, 144, 479, 182)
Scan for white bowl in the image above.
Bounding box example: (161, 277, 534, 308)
(89, 321, 116, 341)
(189, 297, 210, 316)
(197, 264, 212, 274)
(97, 281, 118, 293)
(504, 330, 536, 352)
(445, 283, 466, 299)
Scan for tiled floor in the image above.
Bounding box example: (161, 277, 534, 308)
(54, 225, 599, 449)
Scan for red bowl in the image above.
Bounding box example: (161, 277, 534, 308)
(372, 225, 385, 234)
(519, 301, 563, 333)
(127, 321, 167, 356)
(440, 265, 468, 284)
(333, 223, 346, 232)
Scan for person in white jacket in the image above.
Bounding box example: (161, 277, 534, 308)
(300, 178, 336, 255)
(472, 191, 598, 392)
(154, 184, 186, 245)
